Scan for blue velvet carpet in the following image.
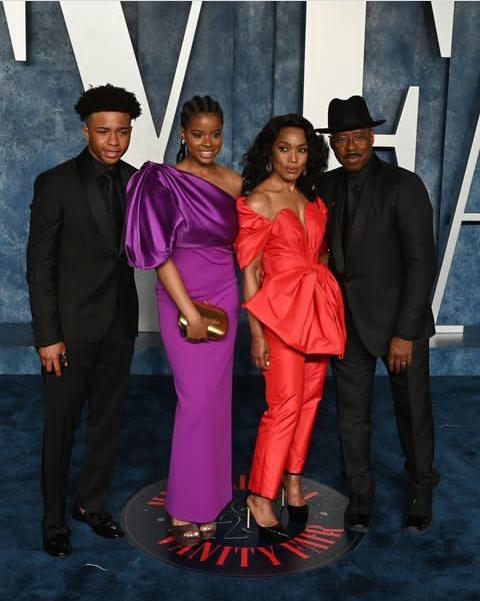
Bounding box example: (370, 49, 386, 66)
(1, 375, 479, 600)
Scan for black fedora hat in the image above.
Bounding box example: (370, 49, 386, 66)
(316, 95, 385, 134)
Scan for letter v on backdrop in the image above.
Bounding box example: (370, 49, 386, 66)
(61, 0, 203, 331)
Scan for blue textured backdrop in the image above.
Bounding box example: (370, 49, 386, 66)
(0, 1, 478, 327)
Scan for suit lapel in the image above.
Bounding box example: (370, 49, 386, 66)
(324, 172, 347, 274)
(76, 149, 117, 254)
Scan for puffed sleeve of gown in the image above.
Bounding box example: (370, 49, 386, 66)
(234, 197, 272, 269)
(125, 163, 184, 269)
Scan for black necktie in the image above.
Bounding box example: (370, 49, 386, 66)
(101, 170, 123, 246)
(346, 179, 360, 222)
(342, 179, 359, 255)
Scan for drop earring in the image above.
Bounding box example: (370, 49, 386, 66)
(176, 137, 187, 163)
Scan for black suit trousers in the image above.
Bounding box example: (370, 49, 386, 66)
(331, 313, 439, 498)
(41, 309, 134, 531)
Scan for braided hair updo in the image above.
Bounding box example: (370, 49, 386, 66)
(176, 95, 224, 163)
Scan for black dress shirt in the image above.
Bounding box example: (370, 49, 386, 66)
(343, 156, 374, 254)
(87, 152, 124, 246)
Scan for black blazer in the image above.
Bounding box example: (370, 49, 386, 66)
(318, 154, 435, 357)
(27, 148, 139, 347)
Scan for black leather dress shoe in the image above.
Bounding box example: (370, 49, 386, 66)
(43, 532, 72, 557)
(72, 503, 124, 539)
(405, 514, 431, 532)
(344, 511, 370, 533)
(344, 493, 373, 533)
(404, 490, 432, 533)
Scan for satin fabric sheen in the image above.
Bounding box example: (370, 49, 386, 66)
(125, 162, 238, 268)
(235, 197, 346, 355)
(125, 162, 239, 522)
(248, 327, 329, 499)
(235, 196, 346, 499)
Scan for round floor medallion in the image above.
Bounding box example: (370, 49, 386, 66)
(122, 474, 363, 577)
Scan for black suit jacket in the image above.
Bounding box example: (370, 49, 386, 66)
(318, 154, 435, 357)
(27, 148, 139, 347)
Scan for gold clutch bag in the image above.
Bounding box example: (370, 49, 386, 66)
(178, 301, 228, 341)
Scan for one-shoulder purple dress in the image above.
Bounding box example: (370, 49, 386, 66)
(125, 162, 239, 522)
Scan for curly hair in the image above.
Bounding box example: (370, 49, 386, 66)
(242, 114, 329, 200)
(74, 84, 142, 120)
(176, 95, 224, 162)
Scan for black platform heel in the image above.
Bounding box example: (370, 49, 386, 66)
(281, 484, 309, 525)
(246, 495, 289, 543)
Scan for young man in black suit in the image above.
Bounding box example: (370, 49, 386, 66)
(317, 96, 439, 534)
(27, 85, 141, 556)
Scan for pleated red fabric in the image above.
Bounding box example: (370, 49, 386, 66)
(235, 196, 346, 356)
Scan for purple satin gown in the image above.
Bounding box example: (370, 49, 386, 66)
(125, 162, 239, 522)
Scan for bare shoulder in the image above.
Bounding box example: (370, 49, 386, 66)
(215, 164, 243, 197)
(245, 189, 272, 220)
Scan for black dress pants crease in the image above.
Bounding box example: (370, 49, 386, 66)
(42, 310, 134, 534)
(331, 312, 439, 500)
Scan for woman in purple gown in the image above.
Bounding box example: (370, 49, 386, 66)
(125, 96, 242, 545)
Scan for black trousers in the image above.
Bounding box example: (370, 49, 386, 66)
(331, 316, 439, 499)
(41, 312, 134, 533)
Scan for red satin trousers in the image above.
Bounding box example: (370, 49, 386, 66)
(248, 327, 328, 500)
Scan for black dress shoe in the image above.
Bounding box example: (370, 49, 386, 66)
(405, 491, 432, 533)
(43, 532, 72, 557)
(405, 514, 431, 532)
(344, 511, 370, 533)
(72, 503, 124, 539)
(344, 493, 373, 533)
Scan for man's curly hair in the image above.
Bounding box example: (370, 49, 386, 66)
(242, 114, 329, 200)
(74, 84, 142, 120)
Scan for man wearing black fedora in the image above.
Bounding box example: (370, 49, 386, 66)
(317, 95, 439, 533)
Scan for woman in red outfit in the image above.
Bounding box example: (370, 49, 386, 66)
(235, 114, 346, 541)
